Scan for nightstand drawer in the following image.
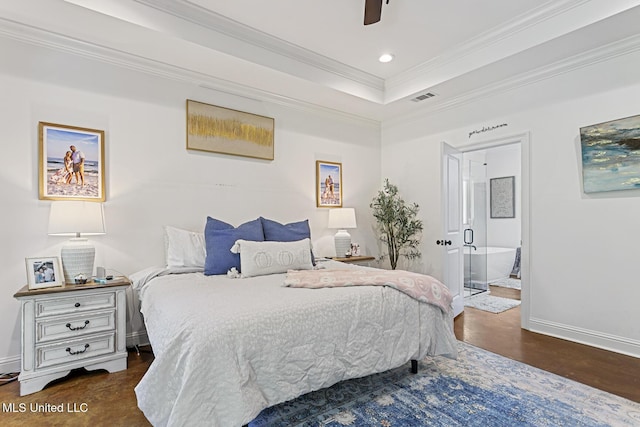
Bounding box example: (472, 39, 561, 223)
(35, 333, 115, 370)
(36, 310, 116, 343)
(35, 291, 116, 318)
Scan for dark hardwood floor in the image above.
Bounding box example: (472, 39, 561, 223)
(457, 285, 640, 404)
(0, 348, 153, 427)
(1, 288, 638, 426)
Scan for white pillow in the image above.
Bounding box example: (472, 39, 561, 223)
(230, 238, 313, 278)
(164, 226, 206, 268)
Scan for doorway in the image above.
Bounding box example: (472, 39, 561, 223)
(450, 132, 530, 329)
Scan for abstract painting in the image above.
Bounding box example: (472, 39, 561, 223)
(580, 114, 640, 193)
(490, 176, 515, 218)
(186, 99, 274, 160)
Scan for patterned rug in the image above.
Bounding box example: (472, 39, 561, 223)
(250, 342, 640, 426)
(464, 293, 521, 313)
(490, 277, 521, 290)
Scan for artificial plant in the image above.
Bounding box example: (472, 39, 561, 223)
(370, 179, 423, 270)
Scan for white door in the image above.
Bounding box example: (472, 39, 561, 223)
(441, 142, 464, 317)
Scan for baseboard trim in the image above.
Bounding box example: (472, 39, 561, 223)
(0, 355, 20, 374)
(529, 317, 640, 358)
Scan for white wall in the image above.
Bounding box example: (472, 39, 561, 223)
(0, 66, 382, 371)
(382, 49, 640, 357)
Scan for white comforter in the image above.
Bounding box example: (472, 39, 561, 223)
(133, 262, 458, 426)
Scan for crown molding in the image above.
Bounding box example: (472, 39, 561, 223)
(385, 0, 595, 102)
(384, 32, 640, 128)
(40, 0, 640, 112)
(0, 17, 381, 128)
(3, 2, 639, 130)
(135, 0, 384, 92)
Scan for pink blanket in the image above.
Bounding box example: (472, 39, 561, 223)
(284, 269, 452, 314)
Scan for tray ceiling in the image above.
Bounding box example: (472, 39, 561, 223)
(1, 0, 640, 121)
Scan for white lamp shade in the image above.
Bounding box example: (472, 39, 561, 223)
(327, 208, 357, 229)
(48, 202, 106, 237)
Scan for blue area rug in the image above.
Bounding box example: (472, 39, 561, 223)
(250, 342, 640, 426)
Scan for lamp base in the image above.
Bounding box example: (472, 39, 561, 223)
(334, 230, 352, 258)
(61, 238, 95, 284)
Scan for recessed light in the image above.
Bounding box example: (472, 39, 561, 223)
(378, 53, 394, 63)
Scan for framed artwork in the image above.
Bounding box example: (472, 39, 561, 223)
(39, 122, 105, 202)
(490, 176, 515, 218)
(186, 99, 275, 160)
(25, 256, 64, 290)
(316, 160, 342, 207)
(580, 114, 640, 193)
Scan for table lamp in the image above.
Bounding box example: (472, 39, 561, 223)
(48, 201, 105, 284)
(327, 208, 357, 257)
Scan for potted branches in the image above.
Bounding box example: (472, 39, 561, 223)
(370, 179, 423, 270)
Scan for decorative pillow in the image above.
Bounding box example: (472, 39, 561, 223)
(204, 217, 264, 275)
(230, 238, 313, 278)
(260, 217, 315, 265)
(164, 226, 206, 268)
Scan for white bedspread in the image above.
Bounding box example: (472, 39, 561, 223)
(134, 262, 458, 426)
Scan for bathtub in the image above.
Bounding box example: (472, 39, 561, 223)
(464, 246, 517, 290)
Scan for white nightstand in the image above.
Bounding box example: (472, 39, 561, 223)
(13, 278, 129, 396)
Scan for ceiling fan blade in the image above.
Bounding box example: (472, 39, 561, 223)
(364, 0, 382, 25)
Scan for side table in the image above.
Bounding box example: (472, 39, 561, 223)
(331, 255, 376, 266)
(13, 278, 129, 396)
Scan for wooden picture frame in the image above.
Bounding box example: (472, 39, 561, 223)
(39, 122, 105, 202)
(316, 160, 342, 207)
(186, 99, 274, 160)
(490, 176, 515, 218)
(26, 256, 64, 290)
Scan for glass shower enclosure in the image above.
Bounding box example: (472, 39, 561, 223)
(462, 157, 487, 295)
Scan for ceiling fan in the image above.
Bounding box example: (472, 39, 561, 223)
(364, 0, 389, 25)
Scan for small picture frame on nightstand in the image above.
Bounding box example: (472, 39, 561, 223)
(25, 256, 64, 290)
(350, 243, 361, 256)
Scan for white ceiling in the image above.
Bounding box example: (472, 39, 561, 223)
(185, 0, 543, 80)
(2, 0, 640, 121)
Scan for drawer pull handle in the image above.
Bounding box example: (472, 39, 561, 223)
(74, 302, 81, 308)
(66, 320, 90, 331)
(66, 344, 90, 355)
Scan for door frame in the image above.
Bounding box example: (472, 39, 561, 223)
(449, 132, 531, 330)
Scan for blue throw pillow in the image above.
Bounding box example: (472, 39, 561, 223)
(260, 217, 310, 241)
(204, 217, 264, 275)
(260, 217, 315, 265)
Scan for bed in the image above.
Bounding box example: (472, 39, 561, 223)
(131, 220, 458, 426)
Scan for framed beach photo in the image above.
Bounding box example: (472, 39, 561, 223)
(39, 122, 105, 202)
(186, 99, 275, 160)
(316, 160, 342, 207)
(25, 256, 64, 290)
